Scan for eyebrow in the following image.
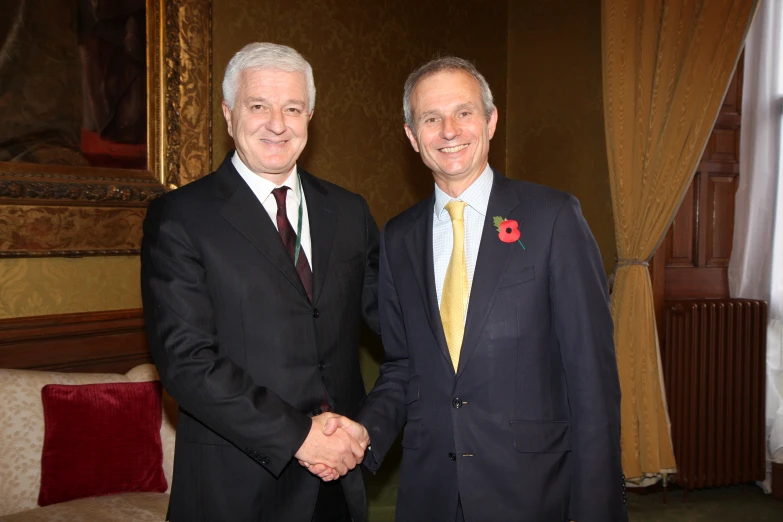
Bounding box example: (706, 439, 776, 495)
(244, 97, 307, 108)
(283, 99, 307, 108)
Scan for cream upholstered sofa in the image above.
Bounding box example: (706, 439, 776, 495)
(0, 364, 176, 521)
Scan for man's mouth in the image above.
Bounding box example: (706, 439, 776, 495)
(439, 144, 469, 153)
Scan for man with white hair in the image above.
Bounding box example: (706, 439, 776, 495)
(141, 42, 379, 521)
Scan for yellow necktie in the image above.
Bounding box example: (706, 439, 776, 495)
(441, 200, 469, 371)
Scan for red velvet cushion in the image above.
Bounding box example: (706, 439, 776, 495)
(38, 381, 167, 506)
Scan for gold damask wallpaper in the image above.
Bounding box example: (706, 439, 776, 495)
(0, 256, 140, 319)
(211, 0, 508, 226)
(506, 0, 616, 274)
(0, 206, 144, 254)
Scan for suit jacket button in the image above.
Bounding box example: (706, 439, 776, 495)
(448, 452, 457, 461)
(452, 398, 462, 409)
(312, 308, 320, 318)
(312, 408, 323, 416)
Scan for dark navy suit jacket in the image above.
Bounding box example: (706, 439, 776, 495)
(357, 170, 627, 522)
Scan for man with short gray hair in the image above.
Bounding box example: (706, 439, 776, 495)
(141, 42, 379, 522)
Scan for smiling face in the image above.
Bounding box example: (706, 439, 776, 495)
(404, 69, 497, 196)
(222, 68, 312, 182)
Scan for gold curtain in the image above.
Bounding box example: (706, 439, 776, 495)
(601, 0, 759, 482)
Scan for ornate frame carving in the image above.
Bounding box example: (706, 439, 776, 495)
(0, 0, 212, 257)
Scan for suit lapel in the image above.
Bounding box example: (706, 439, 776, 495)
(300, 169, 336, 305)
(457, 171, 521, 377)
(216, 158, 310, 302)
(405, 197, 452, 367)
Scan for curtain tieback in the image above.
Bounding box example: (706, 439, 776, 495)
(615, 258, 649, 267)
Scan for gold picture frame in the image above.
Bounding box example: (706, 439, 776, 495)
(0, 0, 212, 257)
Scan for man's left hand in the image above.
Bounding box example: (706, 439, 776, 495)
(299, 415, 369, 481)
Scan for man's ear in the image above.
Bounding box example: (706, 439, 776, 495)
(307, 110, 314, 122)
(221, 101, 234, 138)
(404, 124, 420, 153)
(487, 107, 498, 140)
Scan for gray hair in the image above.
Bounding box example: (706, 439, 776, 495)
(222, 42, 316, 111)
(403, 56, 495, 129)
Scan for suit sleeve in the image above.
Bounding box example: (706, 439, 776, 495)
(356, 227, 410, 471)
(359, 195, 381, 336)
(549, 196, 627, 522)
(140, 197, 311, 477)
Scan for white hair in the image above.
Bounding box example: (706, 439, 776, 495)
(222, 42, 316, 111)
(403, 56, 495, 130)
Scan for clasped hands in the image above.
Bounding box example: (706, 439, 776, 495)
(295, 413, 369, 481)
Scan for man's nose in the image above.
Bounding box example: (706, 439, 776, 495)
(266, 108, 286, 133)
(441, 117, 459, 140)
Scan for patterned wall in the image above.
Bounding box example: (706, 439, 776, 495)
(211, 0, 508, 227)
(0, 257, 141, 319)
(506, 0, 616, 274)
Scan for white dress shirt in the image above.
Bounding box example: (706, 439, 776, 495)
(433, 163, 494, 318)
(232, 152, 313, 264)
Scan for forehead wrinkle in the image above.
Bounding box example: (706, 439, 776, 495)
(240, 96, 307, 107)
(415, 101, 480, 121)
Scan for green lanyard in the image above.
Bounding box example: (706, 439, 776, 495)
(294, 170, 304, 265)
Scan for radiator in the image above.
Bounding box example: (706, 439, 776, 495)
(662, 299, 767, 490)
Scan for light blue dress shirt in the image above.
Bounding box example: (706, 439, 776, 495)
(433, 164, 494, 318)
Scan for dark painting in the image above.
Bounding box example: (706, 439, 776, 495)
(0, 0, 147, 169)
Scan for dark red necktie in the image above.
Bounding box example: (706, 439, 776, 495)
(271, 187, 313, 301)
(271, 187, 330, 412)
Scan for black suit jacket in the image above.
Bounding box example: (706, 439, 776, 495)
(357, 171, 626, 522)
(141, 154, 380, 521)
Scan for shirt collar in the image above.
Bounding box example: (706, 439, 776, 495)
(434, 163, 494, 220)
(232, 151, 301, 203)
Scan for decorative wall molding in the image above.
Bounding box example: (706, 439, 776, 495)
(0, 309, 150, 373)
(165, 0, 214, 188)
(0, 206, 145, 256)
(0, 175, 163, 204)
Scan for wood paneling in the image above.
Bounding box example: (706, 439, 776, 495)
(663, 267, 729, 300)
(721, 66, 743, 115)
(706, 174, 738, 265)
(0, 309, 150, 373)
(667, 179, 698, 267)
(657, 59, 743, 302)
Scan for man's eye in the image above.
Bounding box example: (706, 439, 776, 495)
(459, 111, 470, 118)
(286, 108, 301, 114)
(425, 117, 438, 124)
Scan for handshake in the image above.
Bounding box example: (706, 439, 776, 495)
(294, 413, 369, 481)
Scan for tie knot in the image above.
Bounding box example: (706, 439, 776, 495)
(272, 186, 290, 214)
(445, 200, 467, 222)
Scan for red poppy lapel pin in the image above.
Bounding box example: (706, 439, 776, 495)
(493, 216, 526, 250)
